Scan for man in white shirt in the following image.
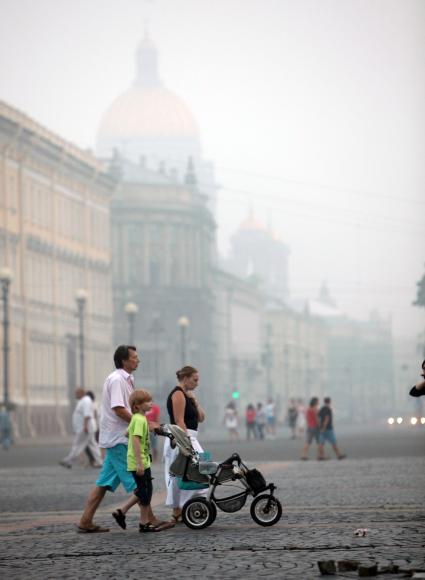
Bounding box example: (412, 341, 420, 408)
(60, 388, 102, 468)
(77, 345, 142, 533)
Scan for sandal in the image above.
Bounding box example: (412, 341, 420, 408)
(112, 509, 126, 530)
(171, 514, 183, 524)
(139, 522, 159, 533)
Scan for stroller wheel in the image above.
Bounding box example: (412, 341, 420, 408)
(250, 494, 282, 527)
(182, 497, 217, 530)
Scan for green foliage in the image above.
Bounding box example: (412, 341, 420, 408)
(413, 269, 425, 308)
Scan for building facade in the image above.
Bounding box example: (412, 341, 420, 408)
(0, 101, 115, 436)
(110, 156, 217, 415)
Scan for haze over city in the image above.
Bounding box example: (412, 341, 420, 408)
(1, 0, 423, 341)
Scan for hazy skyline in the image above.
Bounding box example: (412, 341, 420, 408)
(0, 0, 424, 339)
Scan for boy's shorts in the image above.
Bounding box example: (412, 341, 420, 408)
(131, 467, 153, 506)
(96, 444, 136, 493)
(319, 429, 337, 445)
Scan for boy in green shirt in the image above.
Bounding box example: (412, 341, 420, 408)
(127, 389, 174, 532)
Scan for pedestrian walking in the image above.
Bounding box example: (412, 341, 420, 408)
(300, 397, 320, 460)
(60, 388, 102, 469)
(163, 365, 207, 524)
(77, 345, 157, 533)
(409, 360, 425, 397)
(145, 401, 161, 462)
(317, 397, 346, 460)
(84, 390, 102, 466)
(287, 398, 298, 439)
(296, 398, 306, 438)
(255, 402, 267, 440)
(0, 403, 12, 450)
(245, 403, 257, 440)
(265, 397, 277, 439)
(127, 389, 174, 532)
(223, 401, 239, 441)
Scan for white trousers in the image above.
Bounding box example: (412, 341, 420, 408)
(63, 431, 103, 466)
(163, 429, 207, 509)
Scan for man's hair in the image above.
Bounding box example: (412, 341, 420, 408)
(86, 390, 95, 401)
(129, 389, 152, 413)
(309, 397, 319, 407)
(422, 360, 425, 370)
(114, 345, 137, 369)
(324, 397, 331, 404)
(176, 365, 198, 381)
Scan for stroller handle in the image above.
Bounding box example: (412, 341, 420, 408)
(220, 452, 242, 467)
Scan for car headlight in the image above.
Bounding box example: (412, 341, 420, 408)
(387, 417, 395, 425)
(410, 417, 418, 425)
(421, 417, 425, 425)
(396, 417, 403, 424)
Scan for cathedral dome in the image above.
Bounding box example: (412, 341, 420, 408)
(96, 33, 201, 165)
(97, 86, 199, 139)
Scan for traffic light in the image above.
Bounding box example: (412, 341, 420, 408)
(232, 389, 240, 400)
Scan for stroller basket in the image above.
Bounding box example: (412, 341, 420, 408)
(215, 491, 248, 513)
(245, 468, 267, 494)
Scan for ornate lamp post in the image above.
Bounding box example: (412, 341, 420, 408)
(124, 302, 139, 345)
(0, 267, 13, 410)
(75, 288, 88, 389)
(177, 316, 189, 366)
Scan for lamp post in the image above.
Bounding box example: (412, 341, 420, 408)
(124, 302, 139, 345)
(0, 267, 13, 410)
(149, 314, 164, 389)
(75, 288, 88, 389)
(178, 316, 189, 366)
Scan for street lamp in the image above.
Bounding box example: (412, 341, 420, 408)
(178, 316, 189, 365)
(75, 288, 88, 389)
(124, 302, 139, 345)
(149, 314, 164, 389)
(0, 267, 13, 410)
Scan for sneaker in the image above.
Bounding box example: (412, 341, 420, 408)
(59, 460, 71, 469)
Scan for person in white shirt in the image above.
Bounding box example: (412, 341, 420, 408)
(60, 388, 102, 468)
(77, 345, 160, 533)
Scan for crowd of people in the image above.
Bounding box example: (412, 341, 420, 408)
(11, 346, 424, 534)
(223, 399, 277, 441)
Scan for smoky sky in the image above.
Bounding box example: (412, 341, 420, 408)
(0, 0, 424, 339)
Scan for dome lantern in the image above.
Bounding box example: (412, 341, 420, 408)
(135, 32, 160, 88)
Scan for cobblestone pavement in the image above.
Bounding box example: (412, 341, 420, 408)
(1, 455, 424, 579)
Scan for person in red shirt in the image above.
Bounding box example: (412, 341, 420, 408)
(245, 403, 257, 440)
(145, 402, 161, 462)
(300, 397, 320, 460)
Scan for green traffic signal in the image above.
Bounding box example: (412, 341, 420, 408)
(232, 390, 240, 400)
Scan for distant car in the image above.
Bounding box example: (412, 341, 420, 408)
(387, 415, 425, 426)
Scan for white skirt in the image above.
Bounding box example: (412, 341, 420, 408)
(163, 428, 208, 508)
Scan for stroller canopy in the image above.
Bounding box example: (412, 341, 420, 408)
(164, 424, 196, 457)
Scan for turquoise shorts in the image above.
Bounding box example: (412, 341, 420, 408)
(96, 444, 136, 493)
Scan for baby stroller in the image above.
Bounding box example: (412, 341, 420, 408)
(159, 424, 282, 530)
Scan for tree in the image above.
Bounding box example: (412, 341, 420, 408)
(413, 268, 425, 308)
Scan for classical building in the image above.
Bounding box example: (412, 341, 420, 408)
(110, 155, 217, 415)
(0, 101, 115, 436)
(265, 305, 328, 413)
(214, 270, 265, 410)
(308, 286, 394, 422)
(225, 211, 290, 303)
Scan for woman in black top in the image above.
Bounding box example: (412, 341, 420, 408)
(163, 366, 206, 523)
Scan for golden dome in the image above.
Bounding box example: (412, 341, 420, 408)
(239, 210, 266, 232)
(97, 85, 199, 139)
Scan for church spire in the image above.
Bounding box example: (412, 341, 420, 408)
(135, 27, 161, 87)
